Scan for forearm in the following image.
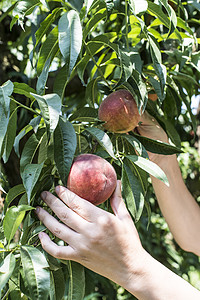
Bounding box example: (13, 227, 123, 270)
(125, 251, 200, 300)
(151, 155, 200, 255)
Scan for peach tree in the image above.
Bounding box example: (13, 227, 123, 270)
(0, 0, 200, 299)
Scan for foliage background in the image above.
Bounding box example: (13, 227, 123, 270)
(0, 0, 200, 299)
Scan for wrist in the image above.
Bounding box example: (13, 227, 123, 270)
(119, 249, 154, 298)
(153, 154, 179, 174)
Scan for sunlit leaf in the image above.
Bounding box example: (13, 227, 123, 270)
(58, 10, 82, 79)
(3, 205, 34, 244)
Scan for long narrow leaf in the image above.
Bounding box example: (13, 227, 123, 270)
(20, 245, 50, 300)
(54, 117, 77, 186)
(58, 10, 82, 78)
(126, 155, 169, 185)
(85, 127, 116, 159)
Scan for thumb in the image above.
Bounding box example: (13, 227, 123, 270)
(110, 180, 131, 222)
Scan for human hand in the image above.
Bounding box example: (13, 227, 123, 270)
(36, 181, 148, 291)
(136, 111, 174, 166)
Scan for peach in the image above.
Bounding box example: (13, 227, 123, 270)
(67, 154, 117, 205)
(98, 89, 140, 133)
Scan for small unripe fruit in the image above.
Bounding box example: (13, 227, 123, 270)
(67, 154, 117, 205)
(148, 92, 158, 102)
(98, 89, 140, 133)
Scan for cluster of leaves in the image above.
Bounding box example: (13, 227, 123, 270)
(0, 0, 200, 299)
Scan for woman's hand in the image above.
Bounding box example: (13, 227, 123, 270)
(136, 112, 173, 166)
(36, 181, 200, 299)
(36, 181, 148, 291)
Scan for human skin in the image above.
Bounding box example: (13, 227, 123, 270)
(137, 112, 200, 256)
(36, 182, 200, 300)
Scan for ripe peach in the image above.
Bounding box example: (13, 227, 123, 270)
(98, 89, 140, 133)
(67, 154, 117, 205)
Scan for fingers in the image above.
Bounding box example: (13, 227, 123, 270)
(38, 232, 76, 260)
(110, 181, 132, 223)
(54, 186, 107, 223)
(40, 191, 88, 232)
(36, 207, 79, 247)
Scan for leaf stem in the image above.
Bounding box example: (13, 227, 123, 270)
(10, 97, 41, 116)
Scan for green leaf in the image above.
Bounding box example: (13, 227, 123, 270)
(31, 93, 62, 138)
(3, 205, 34, 244)
(12, 0, 41, 29)
(20, 245, 50, 300)
(131, 132, 183, 155)
(85, 77, 100, 107)
(34, 7, 62, 50)
(0, 253, 16, 292)
(126, 70, 148, 113)
(85, 127, 116, 159)
(143, 28, 167, 95)
(158, 0, 177, 37)
(85, 0, 96, 14)
(69, 107, 98, 122)
(58, 10, 82, 78)
(38, 132, 48, 164)
(37, 26, 59, 76)
(53, 64, 69, 100)
(122, 161, 145, 222)
(4, 184, 25, 213)
(67, 0, 84, 12)
(22, 163, 44, 203)
(14, 125, 33, 157)
(129, 0, 148, 15)
(2, 107, 17, 163)
(50, 268, 65, 300)
(77, 33, 118, 84)
(0, 80, 14, 154)
(13, 82, 36, 100)
(126, 155, 169, 185)
(20, 133, 39, 173)
(54, 117, 77, 186)
(67, 261, 85, 300)
(147, 1, 178, 38)
(122, 134, 148, 158)
(148, 2, 171, 30)
(83, 8, 107, 40)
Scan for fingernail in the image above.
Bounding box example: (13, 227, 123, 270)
(55, 186, 60, 194)
(41, 191, 47, 200)
(35, 207, 40, 214)
(38, 232, 44, 239)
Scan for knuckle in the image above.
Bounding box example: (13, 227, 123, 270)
(65, 192, 81, 212)
(98, 215, 113, 230)
(70, 201, 81, 214)
(59, 211, 68, 223)
(52, 227, 62, 237)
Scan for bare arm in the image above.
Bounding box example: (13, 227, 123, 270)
(36, 182, 200, 300)
(137, 112, 200, 256)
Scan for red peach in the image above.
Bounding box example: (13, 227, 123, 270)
(67, 154, 117, 205)
(98, 89, 140, 133)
